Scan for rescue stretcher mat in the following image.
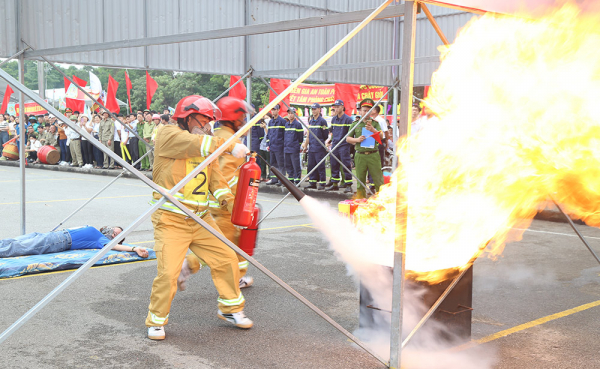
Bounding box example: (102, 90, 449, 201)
(0, 246, 156, 279)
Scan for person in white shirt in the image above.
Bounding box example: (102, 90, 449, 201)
(112, 114, 123, 169)
(126, 113, 140, 168)
(120, 118, 131, 164)
(80, 115, 94, 168)
(25, 134, 43, 163)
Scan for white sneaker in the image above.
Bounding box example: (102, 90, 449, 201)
(147, 326, 165, 340)
(177, 258, 192, 291)
(218, 310, 253, 329)
(239, 276, 254, 289)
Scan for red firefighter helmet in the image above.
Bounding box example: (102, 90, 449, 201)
(217, 97, 254, 123)
(172, 95, 222, 121)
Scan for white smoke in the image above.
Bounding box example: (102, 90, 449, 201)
(299, 196, 496, 368)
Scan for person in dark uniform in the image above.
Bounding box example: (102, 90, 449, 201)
(265, 104, 286, 186)
(325, 99, 354, 193)
(347, 98, 384, 199)
(283, 108, 304, 184)
(249, 107, 267, 179)
(302, 103, 329, 190)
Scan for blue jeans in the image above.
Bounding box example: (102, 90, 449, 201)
(0, 131, 9, 155)
(0, 231, 71, 258)
(59, 139, 68, 162)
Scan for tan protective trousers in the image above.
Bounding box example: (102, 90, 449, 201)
(145, 209, 244, 327)
(187, 209, 248, 278)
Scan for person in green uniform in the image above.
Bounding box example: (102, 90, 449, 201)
(136, 113, 149, 170)
(142, 111, 156, 171)
(346, 98, 385, 199)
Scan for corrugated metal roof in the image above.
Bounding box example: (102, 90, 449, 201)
(0, 0, 475, 86)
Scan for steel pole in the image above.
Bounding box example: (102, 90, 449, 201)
(402, 265, 470, 348)
(18, 54, 25, 235)
(390, 1, 418, 368)
(213, 69, 254, 103)
(21, 42, 152, 152)
(50, 150, 153, 232)
(246, 73, 253, 150)
(0, 4, 393, 363)
(551, 197, 600, 265)
(257, 75, 373, 195)
(0, 47, 29, 69)
(0, 72, 389, 366)
(257, 81, 398, 226)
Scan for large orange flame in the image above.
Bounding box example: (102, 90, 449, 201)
(354, 3, 600, 283)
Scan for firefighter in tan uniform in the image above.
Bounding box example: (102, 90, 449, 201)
(146, 95, 252, 341)
(178, 97, 255, 291)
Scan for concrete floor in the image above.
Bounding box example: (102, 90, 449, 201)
(0, 166, 599, 369)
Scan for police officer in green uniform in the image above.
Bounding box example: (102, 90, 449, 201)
(347, 98, 384, 199)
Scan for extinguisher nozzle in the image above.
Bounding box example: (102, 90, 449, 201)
(269, 167, 306, 202)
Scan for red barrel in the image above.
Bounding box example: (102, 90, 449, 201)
(231, 155, 261, 227)
(38, 145, 60, 165)
(238, 205, 261, 256)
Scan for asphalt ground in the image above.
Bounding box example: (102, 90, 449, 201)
(0, 166, 599, 368)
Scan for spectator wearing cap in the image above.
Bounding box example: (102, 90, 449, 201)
(29, 116, 40, 133)
(347, 98, 384, 198)
(302, 103, 329, 190)
(283, 107, 304, 184)
(65, 115, 83, 167)
(265, 104, 286, 186)
(99, 111, 115, 169)
(249, 105, 267, 179)
(143, 112, 156, 171)
(325, 99, 354, 193)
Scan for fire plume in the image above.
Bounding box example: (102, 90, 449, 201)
(354, 3, 600, 283)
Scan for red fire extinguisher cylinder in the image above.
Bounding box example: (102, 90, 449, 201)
(231, 154, 261, 227)
(239, 205, 261, 256)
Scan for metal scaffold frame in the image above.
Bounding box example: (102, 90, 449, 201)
(7, 1, 593, 368)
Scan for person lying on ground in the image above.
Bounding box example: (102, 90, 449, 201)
(0, 225, 149, 258)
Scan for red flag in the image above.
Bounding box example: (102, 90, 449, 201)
(106, 75, 120, 113)
(0, 84, 14, 114)
(64, 77, 85, 112)
(72, 75, 87, 87)
(334, 83, 361, 115)
(146, 71, 158, 110)
(125, 71, 132, 112)
(269, 78, 290, 115)
(369, 131, 383, 145)
(228, 76, 247, 100)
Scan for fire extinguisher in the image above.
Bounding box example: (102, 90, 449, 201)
(231, 153, 261, 227)
(239, 204, 261, 256)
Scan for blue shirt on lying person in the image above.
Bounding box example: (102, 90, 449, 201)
(0, 226, 147, 258)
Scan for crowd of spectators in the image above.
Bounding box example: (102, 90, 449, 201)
(0, 98, 433, 199)
(0, 108, 174, 170)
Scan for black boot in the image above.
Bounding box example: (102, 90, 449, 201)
(305, 182, 317, 189)
(325, 183, 339, 191)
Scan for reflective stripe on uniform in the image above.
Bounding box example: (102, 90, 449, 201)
(208, 199, 220, 208)
(149, 198, 208, 218)
(227, 176, 238, 188)
(150, 312, 169, 325)
(217, 293, 245, 306)
(213, 188, 232, 200)
(238, 261, 249, 269)
(200, 135, 213, 157)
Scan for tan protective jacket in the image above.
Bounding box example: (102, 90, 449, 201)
(150, 125, 237, 217)
(209, 124, 244, 214)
